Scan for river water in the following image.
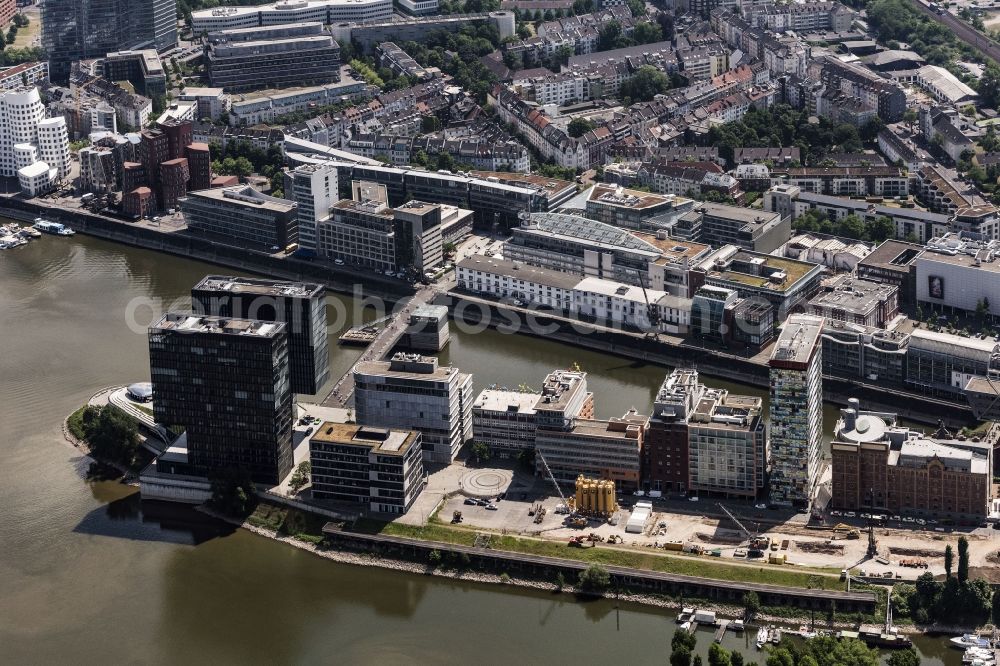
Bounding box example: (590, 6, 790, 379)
(0, 232, 957, 664)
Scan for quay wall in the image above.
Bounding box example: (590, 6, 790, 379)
(439, 292, 975, 427)
(322, 527, 879, 613)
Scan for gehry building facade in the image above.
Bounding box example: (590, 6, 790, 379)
(0, 88, 71, 196)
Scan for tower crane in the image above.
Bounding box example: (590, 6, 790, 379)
(630, 267, 660, 339)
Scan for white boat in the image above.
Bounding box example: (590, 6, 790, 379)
(56, 227, 75, 236)
(771, 628, 782, 644)
(679, 621, 691, 633)
(731, 619, 745, 632)
(953, 635, 992, 650)
(676, 607, 694, 623)
(964, 647, 995, 664)
(19, 226, 41, 238)
(756, 627, 768, 649)
(798, 625, 817, 639)
(0, 235, 27, 249)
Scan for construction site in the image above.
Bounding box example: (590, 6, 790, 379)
(426, 457, 1000, 585)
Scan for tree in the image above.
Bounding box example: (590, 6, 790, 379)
(288, 461, 311, 493)
(708, 643, 731, 666)
(208, 468, 257, 516)
(470, 441, 490, 462)
(742, 591, 761, 619)
(765, 649, 794, 666)
(672, 629, 697, 653)
(945, 544, 954, 579)
(84, 405, 140, 467)
(692, 656, 703, 666)
(598, 21, 630, 51)
(619, 65, 670, 103)
(887, 647, 920, 666)
(868, 216, 896, 242)
(633, 21, 662, 44)
(568, 117, 596, 138)
(958, 536, 970, 583)
(577, 563, 611, 593)
(837, 214, 866, 240)
(730, 653, 744, 666)
(670, 647, 692, 666)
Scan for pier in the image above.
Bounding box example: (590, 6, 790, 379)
(322, 286, 437, 407)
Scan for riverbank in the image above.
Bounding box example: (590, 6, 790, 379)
(203, 500, 980, 639)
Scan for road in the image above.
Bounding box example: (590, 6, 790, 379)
(908, 0, 1000, 64)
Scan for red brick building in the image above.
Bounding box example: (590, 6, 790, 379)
(185, 142, 212, 191)
(831, 399, 996, 520)
(159, 158, 190, 210)
(123, 186, 153, 219)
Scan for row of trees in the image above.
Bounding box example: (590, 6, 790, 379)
(208, 140, 286, 195)
(397, 25, 501, 103)
(891, 537, 997, 626)
(706, 104, 881, 166)
(792, 209, 899, 243)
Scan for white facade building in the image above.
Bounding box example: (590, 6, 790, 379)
(0, 87, 70, 196)
(191, 0, 393, 33)
(290, 161, 338, 254)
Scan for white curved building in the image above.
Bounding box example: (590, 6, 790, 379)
(37, 117, 71, 180)
(191, 0, 393, 33)
(0, 87, 46, 177)
(0, 87, 71, 194)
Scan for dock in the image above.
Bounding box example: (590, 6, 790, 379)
(338, 326, 379, 345)
(714, 620, 730, 643)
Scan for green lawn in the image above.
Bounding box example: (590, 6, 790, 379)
(355, 519, 843, 591)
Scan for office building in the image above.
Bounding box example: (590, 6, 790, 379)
(148, 313, 293, 485)
(317, 189, 449, 274)
(205, 23, 341, 93)
(679, 203, 790, 254)
(905, 328, 1000, 399)
(103, 50, 167, 98)
(42, 0, 178, 83)
(820, 319, 909, 385)
(290, 161, 338, 255)
(354, 353, 474, 464)
(182, 185, 299, 249)
(768, 314, 824, 508)
(856, 239, 922, 309)
(535, 409, 647, 489)
(531, 368, 640, 486)
(404, 305, 449, 352)
(695, 245, 824, 320)
(831, 399, 994, 519)
(915, 233, 1000, 319)
(310, 423, 425, 514)
(191, 275, 330, 395)
(643, 369, 767, 497)
(807, 274, 899, 329)
(582, 184, 697, 233)
(471, 389, 539, 458)
(190, 0, 393, 33)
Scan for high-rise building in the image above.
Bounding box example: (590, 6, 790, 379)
(768, 314, 824, 508)
(42, 0, 178, 83)
(310, 423, 425, 514)
(354, 352, 473, 463)
(148, 313, 294, 485)
(191, 275, 330, 395)
(290, 162, 338, 255)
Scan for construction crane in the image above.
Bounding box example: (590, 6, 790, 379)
(536, 449, 571, 514)
(717, 503, 768, 551)
(630, 267, 660, 338)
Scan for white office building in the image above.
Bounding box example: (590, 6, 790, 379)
(354, 353, 474, 464)
(191, 0, 393, 33)
(290, 161, 338, 254)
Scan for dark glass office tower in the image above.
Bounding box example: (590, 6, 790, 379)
(42, 0, 178, 83)
(148, 313, 293, 485)
(190, 276, 330, 395)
